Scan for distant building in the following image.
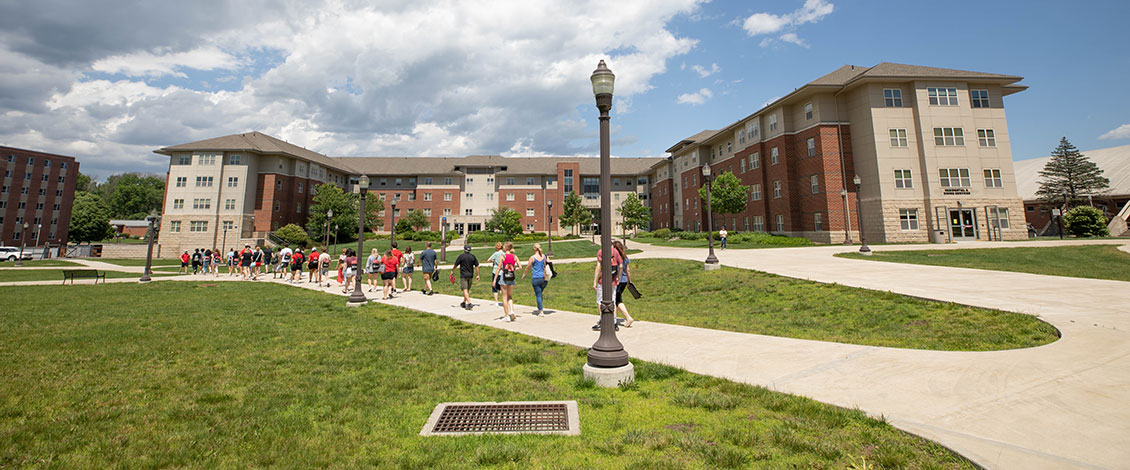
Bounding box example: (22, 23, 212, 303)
(110, 219, 150, 238)
(0, 146, 80, 247)
(1013, 144, 1130, 236)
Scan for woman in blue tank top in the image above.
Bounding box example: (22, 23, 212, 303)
(522, 243, 549, 316)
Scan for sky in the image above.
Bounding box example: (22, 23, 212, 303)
(1, 0, 1128, 179)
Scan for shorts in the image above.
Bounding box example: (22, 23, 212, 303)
(181, 261, 189, 267)
(491, 275, 501, 293)
(381, 272, 396, 280)
(595, 284, 621, 306)
(291, 264, 302, 272)
(241, 261, 250, 267)
(402, 266, 414, 274)
(460, 277, 473, 291)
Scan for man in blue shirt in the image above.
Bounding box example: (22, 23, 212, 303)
(419, 241, 438, 295)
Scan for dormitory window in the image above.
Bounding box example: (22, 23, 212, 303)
(993, 209, 1011, 229)
(526, 208, 535, 217)
(984, 169, 1003, 188)
(613, 178, 620, 187)
(506, 177, 516, 185)
(192, 199, 211, 209)
(768, 114, 778, 131)
(750, 152, 760, 169)
(583, 177, 600, 198)
(444, 208, 452, 216)
(739, 129, 746, 145)
(810, 175, 819, 194)
(773, 180, 782, 198)
(395, 178, 402, 186)
(770, 147, 779, 165)
(222, 221, 234, 230)
(978, 129, 996, 147)
(178, 155, 191, 165)
(173, 199, 184, 209)
(274, 201, 281, 212)
(190, 221, 208, 232)
(424, 193, 432, 201)
(444, 193, 452, 201)
(506, 193, 515, 201)
(814, 213, 823, 231)
(939, 168, 971, 187)
(752, 216, 764, 232)
(740, 159, 746, 173)
(176, 177, 187, 187)
(296, 203, 302, 213)
(889, 129, 908, 147)
(170, 221, 181, 232)
(927, 87, 958, 106)
(807, 138, 816, 157)
(424, 177, 433, 185)
(276, 180, 283, 190)
(297, 182, 303, 193)
(196, 176, 214, 187)
(727, 141, 733, 153)
(750, 184, 762, 201)
(804, 103, 813, 120)
(465, 209, 472, 216)
(527, 177, 536, 185)
(227, 177, 238, 187)
(225, 199, 236, 210)
(380, 178, 388, 186)
(970, 90, 990, 108)
(899, 209, 919, 230)
(749, 122, 759, 138)
(409, 193, 416, 201)
(197, 154, 216, 165)
(526, 193, 535, 201)
(465, 193, 473, 199)
(884, 89, 903, 107)
(423, 208, 432, 216)
(933, 128, 964, 146)
(229, 154, 241, 164)
(444, 177, 453, 185)
(776, 215, 785, 232)
(895, 170, 913, 188)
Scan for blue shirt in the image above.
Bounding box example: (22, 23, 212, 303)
(618, 257, 630, 283)
(531, 256, 546, 279)
(419, 249, 437, 272)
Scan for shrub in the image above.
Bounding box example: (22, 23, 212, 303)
(274, 223, 311, 248)
(1064, 206, 1109, 237)
(652, 228, 671, 239)
(634, 230, 652, 238)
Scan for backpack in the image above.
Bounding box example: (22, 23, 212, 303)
(501, 254, 517, 281)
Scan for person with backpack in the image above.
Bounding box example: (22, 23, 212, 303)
(488, 242, 504, 306)
(250, 246, 264, 281)
(341, 249, 357, 294)
(389, 241, 403, 293)
(591, 240, 633, 330)
(419, 242, 437, 295)
(380, 249, 399, 300)
(191, 249, 203, 274)
(180, 251, 190, 274)
(276, 243, 292, 279)
(451, 246, 480, 310)
(521, 243, 550, 316)
(307, 247, 320, 283)
(319, 249, 332, 287)
(611, 240, 635, 327)
(366, 248, 380, 292)
(211, 249, 221, 276)
(495, 241, 521, 322)
(289, 249, 305, 283)
(399, 245, 415, 293)
(239, 245, 253, 279)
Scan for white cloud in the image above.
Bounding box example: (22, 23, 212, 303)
(1099, 123, 1130, 140)
(677, 88, 712, 105)
(691, 63, 720, 77)
(741, 0, 834, 48)
(91, 46, 242, 77)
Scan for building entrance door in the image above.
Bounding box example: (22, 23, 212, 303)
(468, 223, 482, 232)
(949, 209, 977, 239)
(455, 223, 465, 236)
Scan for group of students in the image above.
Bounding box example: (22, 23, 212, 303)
(337, 241, 440, 300)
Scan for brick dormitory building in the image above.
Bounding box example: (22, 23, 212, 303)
(0, 146, 79, 249)
(155, 63, 1031, 254)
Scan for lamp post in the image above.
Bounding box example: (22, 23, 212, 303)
(702, 164, 719, 269)
(347, 175, 370, 306)
(332, 223, 339, 255)
(853, 175, 871, 255)
(440, 216, 447, 263)
(1059, 189, 1068, 239)
(139, 210, 159, 282)
(841, 188, 853, 245)
(324, 209, 333, 249)
(16, 223, 29, 266)
(546, 199, 554, 257)
(390, 201, 398, 242)
(584, 60, 632, 386)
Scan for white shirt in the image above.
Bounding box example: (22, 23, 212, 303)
(279, 247, 293, 262)
(719, 230, 728, 238)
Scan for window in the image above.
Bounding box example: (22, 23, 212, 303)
(190, 221, 208, 232)
(173, 199, 184, 209)
(465, 209, 473, 216)
(225, 199, 236, 210)
(170, 221, 181, 232)
(927, 87, 958, 106)
(807, 137, 816, 157)
(978, 129, 996, 147)
(175, 176, 187, 187)
(486, 177, 493, 183)
(563, 169, 574, 194)
(884, 88, 903, 107)
(25, 172, 31, 180)
(933, 128, 965, 146)
(506, 193, 515, 201)
(408, 193, 416, 201)
(379, 178, 388, 186)
(526, 224, 534, 232)
(444, 177, 453, 185)
(42, 174, 49, 182)
(38, 188, 45, 195)
(752, 216, 765, 232)
(984, 169, 1003, 188)
(814, 213, 823, 231)
(55, 189, 62, 197)
(57, 175, 65, 183)
(804, 103, 813, 120)
(970, 89, 990, 108)
(276, 180, 283, 190)
(197, 154, 216, 165)
(192, 198, 211, 209)
(21, 187, 28, 195)
(993, 208, 1010, 229)
(444, 193, 452, 201)
(227, 177, 238, 187)
(36, 203, 43, 210)
(5, 155, 10, 163)
(423, 177, 433, 185)
(27, 157, 34, 165)
(768, 114, 778, 131)
(939, 168, 971, 187)
(526, 192, 535, 201)
(296, 203, 302, 213)
(750, 152, 760, 169)
(770, 147, 779, 165)
(750, 184, 762, 201)
(899, 209, 919, 230)
(424, 192, 432, 201)
(895, 170, 913, 188)
(505, 177, 515, 185)
(53, 203, 60, 210)
(465, 193, 473, 199)
(583, 177, 600, 198)
(423, 208, 432, 216)
(444, 208, 452, 216)
(526, 208, 535, 217)
(776, 215, 785, 232)
(274, 201, 281, 212)
(195, 176, 214, 187)
(527, 177, 535, 185)
(773, 180, 782, 198)
(749, 121, 759, 139)
(889, 129, 908, 147)
(740, 159, 746, 173)
(395, 178, 402, 186)
(810, 175, 819, 194)
(61, 162, 67, 169)
(613, 178, 620, 187)
(2, 170, 8, 178)
(393, 193, 401, 201)
(739, 129, 746, 145)
(17, 202, 25, 209)
(229, 154, 241, 165)
(727, 141, 733, 153)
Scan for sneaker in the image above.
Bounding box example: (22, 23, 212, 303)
(460, 302, 466, 308)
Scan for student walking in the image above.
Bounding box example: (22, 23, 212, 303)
(399, 245, 415, 292)
(451, 246, 480, 310)
(366, 249, 380, 292)
(180, 251, 190, 274)
(191, 249, 203, 274)
(239, 245, 253, 279)
(319, 249, 331, 287)
(202, 249, 212, 274)
(719, 226, 728, 249)
(389, 242, 403, 293)
(488, 242, 504, 305)
(307, 247, 320, 283)
(276, 243, 292, 279)
(227, 249, 236, 276)
(381, 249, 399, 300)
(261, 245, 273, 276)
(337, 248, 348, 287)
(521, 243, 550, 316)
(342, 249, 357, 293)
(419, 242, 437, 295)
(496, 242, 520, 322)
(251, 246, 264, 280)
(591, 240, 635, 330)
(289, 249, 305, 283)
(211, 249, 221, 276)
(612, 240, 635, 327)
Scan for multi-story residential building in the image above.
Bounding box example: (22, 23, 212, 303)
(154, 132, 659, 254)
(650, 62, 1029, 242)
(0, 146, 79, 248)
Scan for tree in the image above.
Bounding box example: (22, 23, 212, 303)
(699, 171, 748, 228)
(364, 192, 384, 232)
(307, 184, 383, 242)
(107, 173, 165, 219)
(559, 192, 592, 235)
(1036, 137, 1110, 206)
(617, 192, 652, 234)
(68, 191, 113, 243)
(1063, 206, 1109, 237)
(274, 223, 311, 248)
(401, 209, 430, 231)
(486, 207, 523, 236)
(75, 171, 94, 193)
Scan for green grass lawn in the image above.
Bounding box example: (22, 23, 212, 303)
(416, 259, 1057, 351)
(343, 239, 633, 263)
(0, 283, 975, 469)
(0, 259, 80, 267)
(0, 269, 177, 282)
(634, 236, 812, 249)
(836, 244, 1130, 282)
(94, 258, 182, 267)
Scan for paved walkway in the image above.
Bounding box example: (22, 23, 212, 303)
(2, 240, 1127, 469)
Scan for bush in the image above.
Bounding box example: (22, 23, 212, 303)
(1064, 206, 1109, 237)
(274, 223, 311, 248)
(651, 228, 671, 239)
(634, 231, 652, 238)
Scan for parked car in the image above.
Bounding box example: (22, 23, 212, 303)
(0, 246, 34, 261)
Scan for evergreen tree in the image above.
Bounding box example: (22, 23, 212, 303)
(558, 192, 591, 235)
(1036, 137, 1110, 206)
(698, 171, 748, 224)
(617, 192, 652, 234)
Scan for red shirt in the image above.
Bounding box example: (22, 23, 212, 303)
(181, 253, 190, 263)
(595, 248, 624, 286)
(391, 248, 402, 262)
(382, 255, 399, 272)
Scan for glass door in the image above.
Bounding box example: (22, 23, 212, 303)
(949, 209, 977, 239)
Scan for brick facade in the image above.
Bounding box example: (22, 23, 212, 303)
(0, 146, 78, 248)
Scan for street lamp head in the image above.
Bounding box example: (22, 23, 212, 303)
(701, 163, 711, 177)
(358, 175, 370, 190)
(547, 199, 552, 209)
(391, 201, 397, 210)
(23, 223, 29, 229)
(590, 60, 615, 96)
(327, 209, 333, 218)
(853, 174, 861, 186)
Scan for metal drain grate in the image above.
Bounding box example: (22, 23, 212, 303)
(420, 401, 580, 436)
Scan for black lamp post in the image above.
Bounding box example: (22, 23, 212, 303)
(546, 198, 554, 257)
(347, 175, 370, 306)
(702, 164, 719, 269)
(1059, 189, 1068, 239)
(854, 175, 871, 255)
(440, 216, 447, 263)
(139, 210, 159, 282)
(324, 209, 333, 249)
(585, 60, 631, 378)
(390, 200, 398, 242)
(15, 223, 29, 266)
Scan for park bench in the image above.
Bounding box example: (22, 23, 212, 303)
(62, 269, 106, 285)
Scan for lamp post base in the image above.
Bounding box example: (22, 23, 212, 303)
(858, 246, 873, 256)
(345, 300, 368, 307)
(138, 277, 152, 283)
(704, 262, 721, 271)
(582, 362, 634, 388)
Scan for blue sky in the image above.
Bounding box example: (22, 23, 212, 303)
(1, 0, 1127, 178)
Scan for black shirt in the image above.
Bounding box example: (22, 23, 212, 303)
(454, 253, 478, 279)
